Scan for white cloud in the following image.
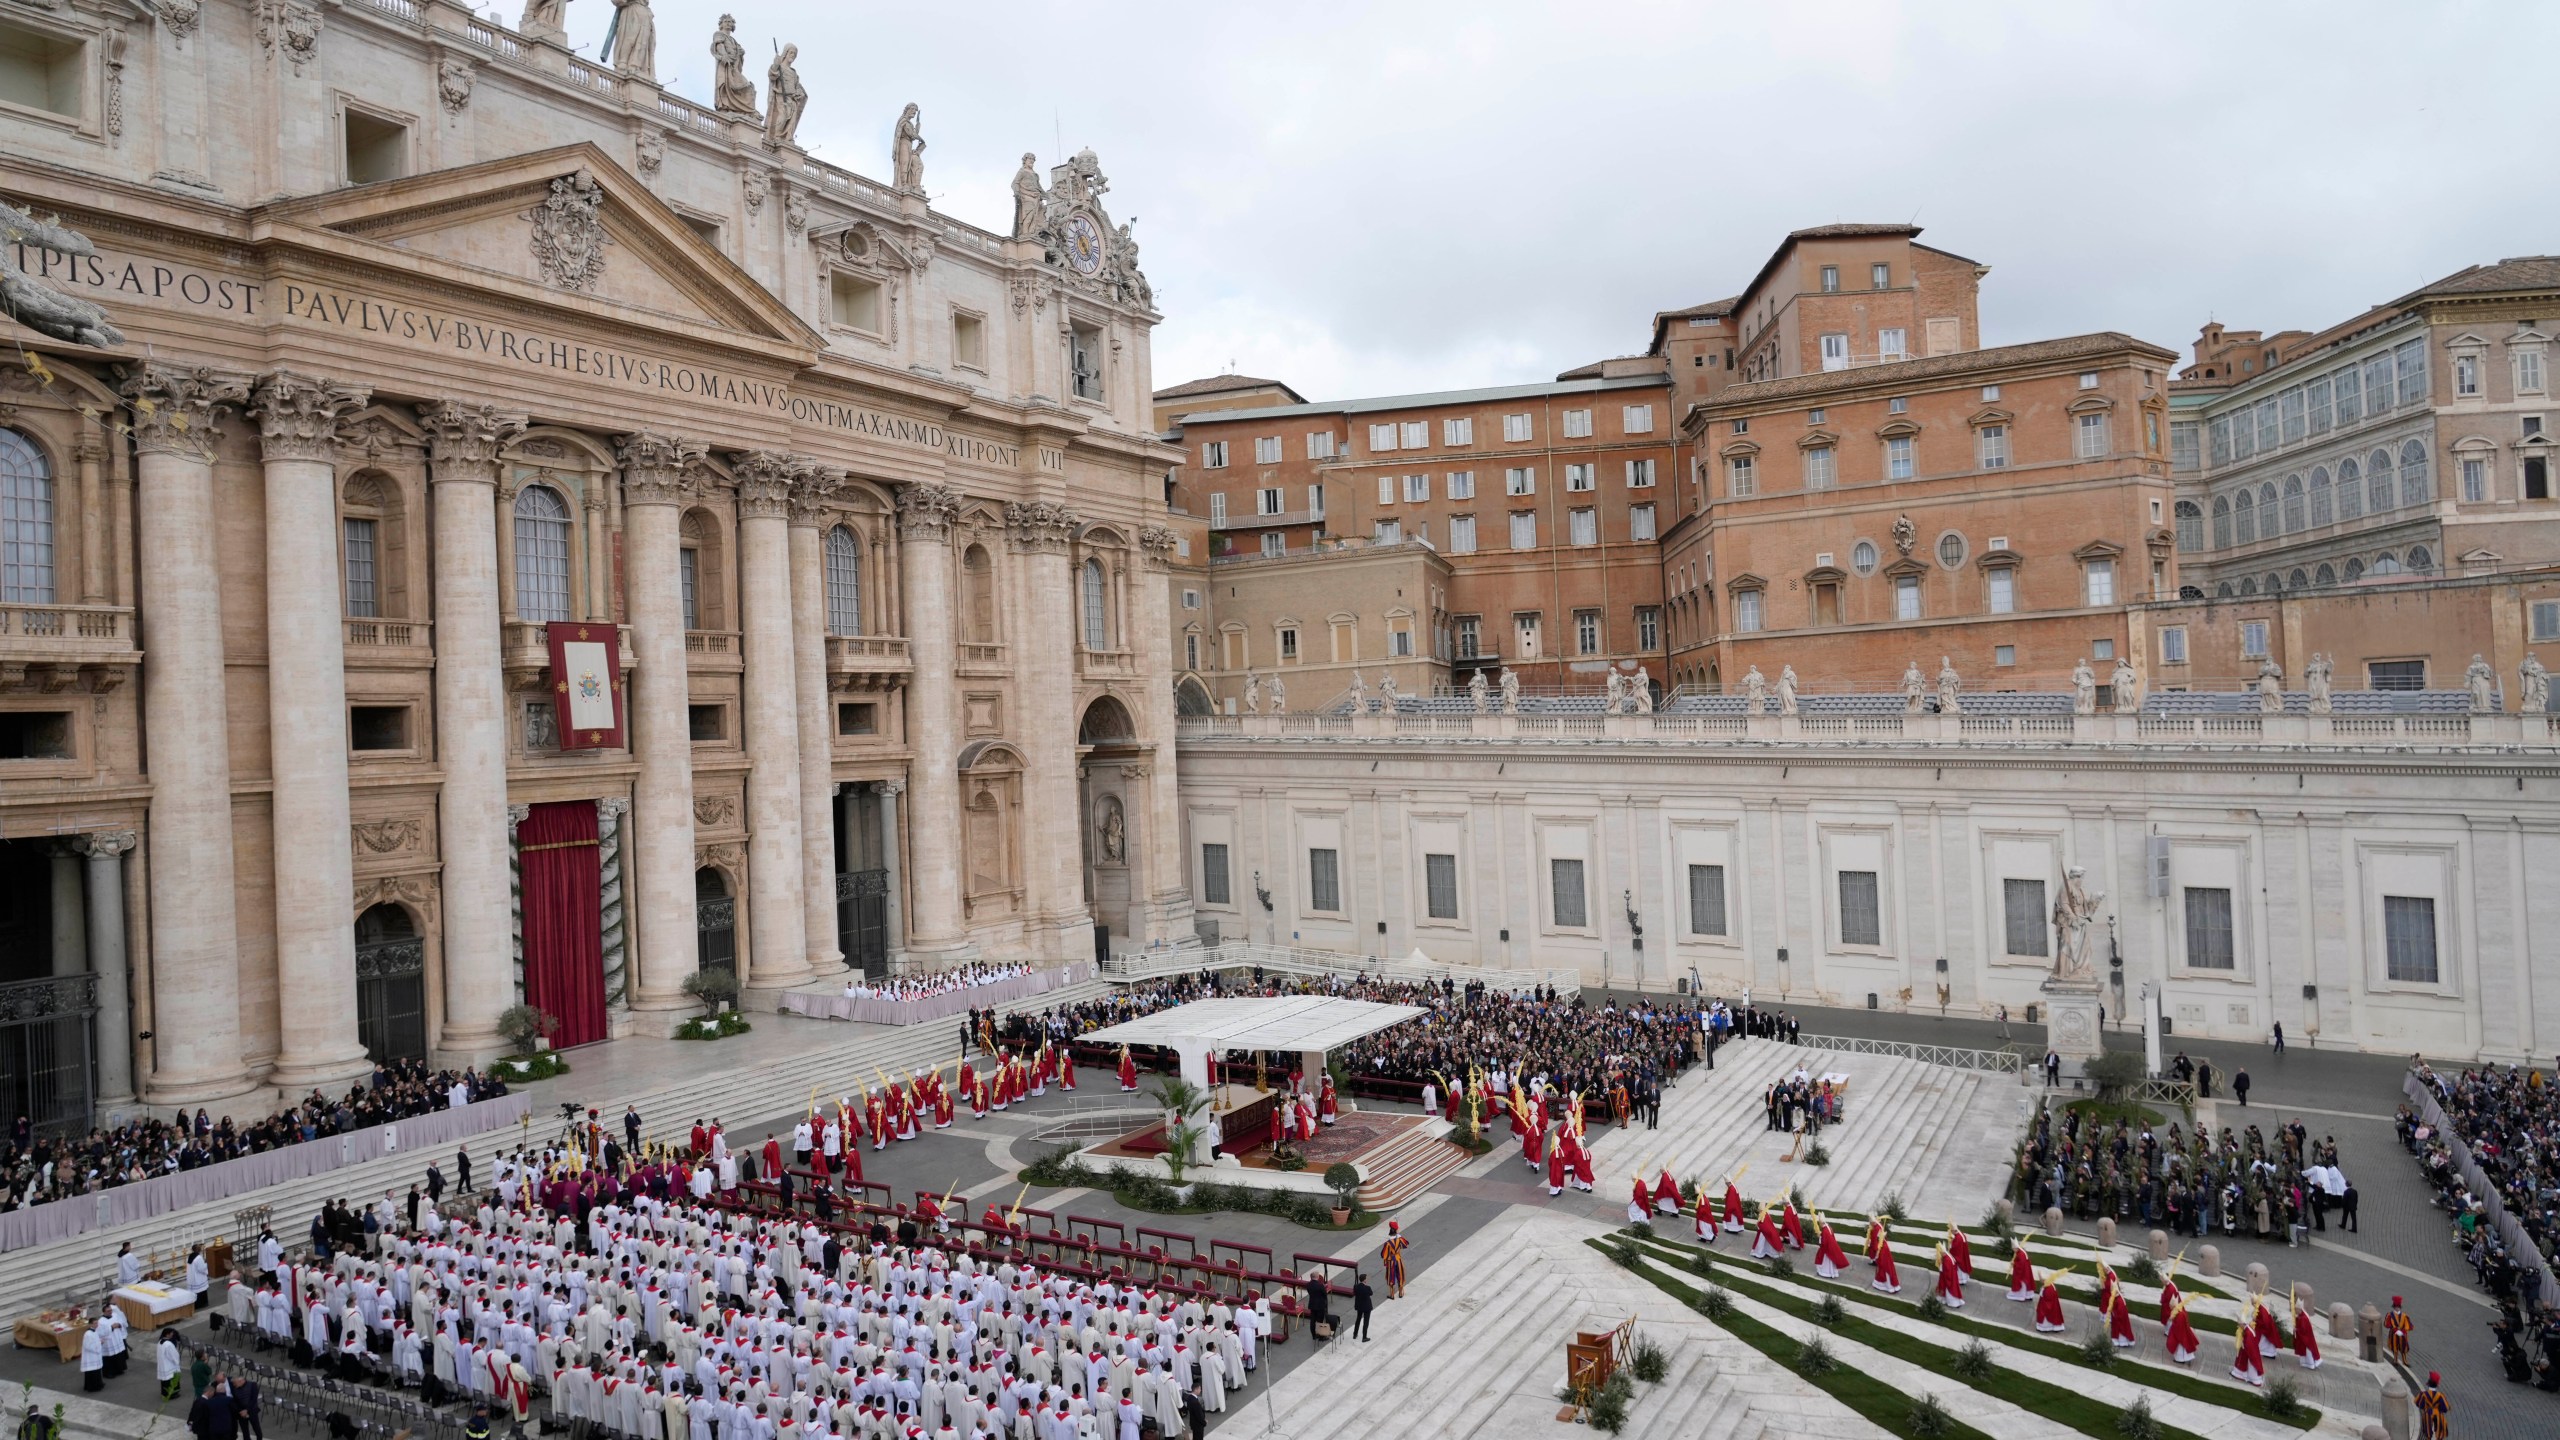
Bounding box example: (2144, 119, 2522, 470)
(635, 0, 2560, 401)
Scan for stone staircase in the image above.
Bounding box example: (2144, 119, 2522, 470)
(1582, 1039, 2023, 1224)
(1349, 1121, 1472, 1211)
(0, 979, 1114, 1318)
(1255, 1205, 1884, 1440)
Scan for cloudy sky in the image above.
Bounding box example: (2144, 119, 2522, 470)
(622, 1, 2554, 402)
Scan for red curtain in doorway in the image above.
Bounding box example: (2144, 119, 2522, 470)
(519, 800, 608, 1049)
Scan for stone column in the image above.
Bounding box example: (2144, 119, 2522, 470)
(619, 433, 708, 1012)
(420, 401, 529, 1062)
(1136, 525, 1191, 940)
(48, 843, 86, 977)
(120, 364, 254, 1105)
(250, 372, 375, 1091)
(731, 452, 808, 990)
(1007, 501, 1090, 954)
(599, 796, 631, 1017)
(895, 485, 965, 956)
(788, 469, 844, 973)
(878, 781, 906, 971)
(79, 831, 137, 1108)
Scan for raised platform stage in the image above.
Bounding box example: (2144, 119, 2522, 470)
(1076, 1085, 1470, 1209)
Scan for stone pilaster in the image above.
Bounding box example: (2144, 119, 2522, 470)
(788, 468, 846, 974)
(599, 796, 631, 1014)
(895, 484, 966, 955)
(120, 364, 256, 1104)
(731, 451, 808, 989)
(250, 371, 374, 1090)
(420, 400, 529, 1063)
(877, 780, 906, 973)
(1006, 500, 1091, 954)
(1135, 524, 1194, 943)
(78, 831, 138, 1108)
(620, 432, 709, 1011)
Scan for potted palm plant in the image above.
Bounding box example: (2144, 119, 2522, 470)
(1151, 1076, 1208, 1203)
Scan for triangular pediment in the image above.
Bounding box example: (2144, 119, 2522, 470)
(258, 144, 819, 350)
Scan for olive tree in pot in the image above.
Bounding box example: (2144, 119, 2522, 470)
(497, 1004, 558, 1057)
(1324, 1162, 1363, 1224)
(682, 967, 740, 1017)
(1151, 1076, 1209, 1203)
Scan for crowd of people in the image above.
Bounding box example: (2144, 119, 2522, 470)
(841, 963, 1042, 1004)
(3, 1060, 509, 1213)
(2402, 1060, 2559, 1352)
(2008, 1102, 2358, 1243)
(974, 967, 1714, 1127)
(175, 1143, 1285, 1440)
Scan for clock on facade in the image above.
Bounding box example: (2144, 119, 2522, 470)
(1063, 213, 1105, 275)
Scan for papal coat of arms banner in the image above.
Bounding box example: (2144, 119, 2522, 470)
(544, 621, 626, 751)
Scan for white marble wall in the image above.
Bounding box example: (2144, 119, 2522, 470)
(1178, 725, 2560, 1062)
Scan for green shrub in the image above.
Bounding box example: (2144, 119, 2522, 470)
(1906, 1394, 1953, 1439)
(1794, 1336, 1836, 1376)
(1602, 1239, 1641, 1270)
(1272, 1153, 1307, 1172)
(1696, 1287, 1734, 1321)
(2116, 1396, 2161, 1440)
(680, 967, 739, 1017)
(1915, 1291, 1948, 1323)
(1814, 1294, 1846, 1327)
(674, 1011, 750, 1041)
(2078, 1334, 2116, 1368)
(2262, 1378, 2303, 1421)
(1688, 1250, 1715, 1278)
(1882, 1192, 1910, 1224)
(1951, 1339, 1996, 1381)
(1805, 1142, 1831, 1167)
(1629, 1338, 1668, 1384)
(488, 1051, 566, 1083)
(1764, 1253, 1795, 1278)
(495, 1003, 557, 1057)
(1977, 1204, 2014, 1240)
(2121, 1255, 2160, 1286)
(1587, 1386, 1628, 1434)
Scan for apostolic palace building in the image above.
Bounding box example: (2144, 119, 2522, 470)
(4, 3, 2560, 1140)
(0, 0, 1191, 1127)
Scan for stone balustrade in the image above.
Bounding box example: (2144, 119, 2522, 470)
(1178, 708, 2560, 749)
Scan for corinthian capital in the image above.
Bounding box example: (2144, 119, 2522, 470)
(1004, 499, 1081, 553)
(731, 451, 799, 520)
(418, 400, 530, 484)
(118, 363, 252, 461)
(617, 430, 709, 506)
(78, 830, 138, 859)
(789, 465, 846, 528)
(895, 482, 964, 542)
(1137, 523, 1180, 570)
(249, 371, 372, 463)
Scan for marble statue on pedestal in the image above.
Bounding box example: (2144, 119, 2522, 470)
(1936, 655, 1962, 715)
(1242, 672, 1260, 715)
(608, 0, 656, 81)
(1267, 675, 1285, 715)
(1467, 669, 1488, 713)
(1742, 665, 1767, 714)
(892, 104, 927, 192)
(2111, 655, 2141, 712)
(765, 47, 807, 147)
(1498, 667, 1519, 713)
(1604, 671, 1626, 714)
(2523, 653, 2550, 715)
(520, 0, 570, 43)
(1631, 664, 1654, 715)
(1902, 660, 1926, 714)
(2051, 866, 2104, 980)
(1011, 155, 1046, 240)
(1347, 670, 1367, 714)
(1776, 665, 1799, 716)
(2255, 657, 2284, 713)
(2306, 653, 2334, 714)
(2467, 654, 2498, 712)
(1378, 675, 1401, 711)
(2072, 658, 2097, 716)
(711, 16, 757, 116)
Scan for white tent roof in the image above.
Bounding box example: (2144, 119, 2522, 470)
(1076, 996, 1425, 1054)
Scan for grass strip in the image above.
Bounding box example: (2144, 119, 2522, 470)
(1583, 1240, 2000, 1440)
(1624, 1233, 2317, 1431)
(1600, 1238, 2215, 1440)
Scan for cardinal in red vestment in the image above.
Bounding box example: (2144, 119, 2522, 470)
(2033, 1270, 2067, 1331)
(1750, 1205, 1785, 1259)
(2162, 1296, 2200, 1362)
(1932, 1244, 1966, 1307)
(1813, 1221, 1850, 1279)
(2231, 1306, 2266, 1385)
(2007, 1238, 2037, 1300)
(1871, 1236, 1903, 1293)
(1118, 1045, 1139, 1092)
(2290, 1291, 2321, 1369)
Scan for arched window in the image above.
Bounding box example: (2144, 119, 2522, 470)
(2407, 544, 2433, 573)
(1080, 556, 1109, 650)
(2337, 458, 2364, 520)
(2371, 553, 2402, 576)
(2232, 492, 2256, 544)
(2282, 475, 2305, 533)
(2215, 581, 2235, 598)
(2211, 496, 2233, 548)
(2238, 577, 2257, 595)
(2343, 557, 2364, 581)
(513, 485, 573, 622)
(0, 429, 54, 605)
(2400, 440, 2431, 507)
(825, 525, 862, 636)
(2315, 562, 2336, 586)
(2368, 449, 2394, 512)
(2309, 466, 2333, 527)
(2257, 483, 2280, 538)
(2175, 500, 2204, 552)
(961, 544, 996, 643)
(2288, 568, 2308, 589)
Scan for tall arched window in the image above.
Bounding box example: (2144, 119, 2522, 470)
(2407, 544, 2433, 573)
(2256, 483, 2280, 538)
(825, 525, 862, 636)
(2211, 496, 2232, 548)
(0, 430, 55, 605)
(2175, 500, 2204, 552)
(513, 485, 572, 622)
(2368, 449, 2394, 512)
(2337, 457, 2364, 520)
(1080, 556, 1108, 650)
(2309, 466, 2333, 527)
(2232, 492, 2255, 544)
(2282, 475, 2305, 533)
(961, 545, 996, 643)
(2400, 440, 2431, 507)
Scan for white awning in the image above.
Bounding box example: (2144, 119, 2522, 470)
(1077, 996, 1426, 1055)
